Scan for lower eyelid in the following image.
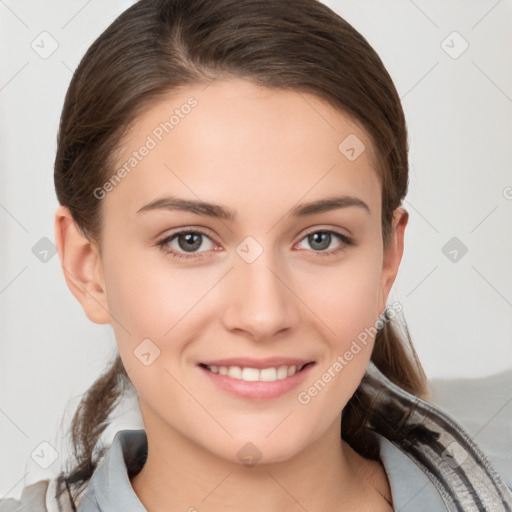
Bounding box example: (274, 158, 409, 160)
(158, 229, 352, 258)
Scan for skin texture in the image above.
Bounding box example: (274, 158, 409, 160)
(55, 78, 408, 511)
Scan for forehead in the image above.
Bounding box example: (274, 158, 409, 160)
(105, 78, 381, 222)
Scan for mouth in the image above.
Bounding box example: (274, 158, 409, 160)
(197, 358, 316, 400)
(198, 361, 314, 382)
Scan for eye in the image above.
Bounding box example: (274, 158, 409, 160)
(295, 229, 353, 256)
(156, 227, 353, 261)
(157, 229, 218, 260)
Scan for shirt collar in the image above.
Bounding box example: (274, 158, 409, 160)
(372, 431, 448, 511)
(76, 429, 147, 511)
(77, 428, 447, 511)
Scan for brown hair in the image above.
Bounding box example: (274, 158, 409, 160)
(54, 0, 427, 506)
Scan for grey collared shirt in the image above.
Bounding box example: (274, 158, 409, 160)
(73, 428, 449, 511)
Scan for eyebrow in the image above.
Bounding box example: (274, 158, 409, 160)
(136, 194, 370, 221)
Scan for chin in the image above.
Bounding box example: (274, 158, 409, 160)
(220, 436, 307, 468)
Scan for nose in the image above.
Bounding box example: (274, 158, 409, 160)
(220, 246, 300, 340)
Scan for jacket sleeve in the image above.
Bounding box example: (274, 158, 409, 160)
(0, 479, 50, 512)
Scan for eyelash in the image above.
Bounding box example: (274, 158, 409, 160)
(156, 228, 353, 261)
(156, 229, 354, 260)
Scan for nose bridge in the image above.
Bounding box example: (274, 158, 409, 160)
(221, 238, 298, 337)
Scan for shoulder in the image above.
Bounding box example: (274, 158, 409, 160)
(0, 478, 76, 512)
(362, 361, 512, 509)
(429, 368, 512, 490)
(0, 479, 50, 512)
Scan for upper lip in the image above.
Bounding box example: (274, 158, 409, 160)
(199, 357, 314, 369)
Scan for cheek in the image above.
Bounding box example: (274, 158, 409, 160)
(298, 249, 383, 344)
(102, 248, 223, 380)
(101, 255, 200, 400)
(103, 248, 203, 334)
(293, 249, 383, 404)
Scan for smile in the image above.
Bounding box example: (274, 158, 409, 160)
(197, 361, 315, 400)
(201, 363, 310, 382)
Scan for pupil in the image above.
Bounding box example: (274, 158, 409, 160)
(309, 232, 330, 250)
(179, 233, 202, 252)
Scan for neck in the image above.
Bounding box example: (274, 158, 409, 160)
(130, 411, 392, 511)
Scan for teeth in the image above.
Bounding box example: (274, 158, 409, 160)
(242, 367, 260, 381)
(228, 366, 242, 379)
(277, 366, 289, 379)
(260, 367, 277, 381)
(205, 364, 303, 382)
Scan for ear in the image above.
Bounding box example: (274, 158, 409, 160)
(377, 207, 408, 314)
(54, 205, 110, 324)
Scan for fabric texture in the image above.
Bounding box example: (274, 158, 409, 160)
(0, 480, 50, 512)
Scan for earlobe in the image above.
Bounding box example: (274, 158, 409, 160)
(378, 207, 408, 313)
(54, 205, 111, 325)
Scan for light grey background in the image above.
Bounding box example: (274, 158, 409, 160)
(1, 0, 511, 500)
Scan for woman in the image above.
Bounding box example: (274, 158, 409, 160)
(1, 1, 510, 511)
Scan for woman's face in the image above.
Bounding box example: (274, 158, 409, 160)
(82, 78, 405, 464)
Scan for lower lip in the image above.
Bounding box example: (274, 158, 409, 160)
(198, 363, 315, 400)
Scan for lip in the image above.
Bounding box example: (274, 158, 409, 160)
(199, 357, 312, 369)
(197, 360, 316, 400)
